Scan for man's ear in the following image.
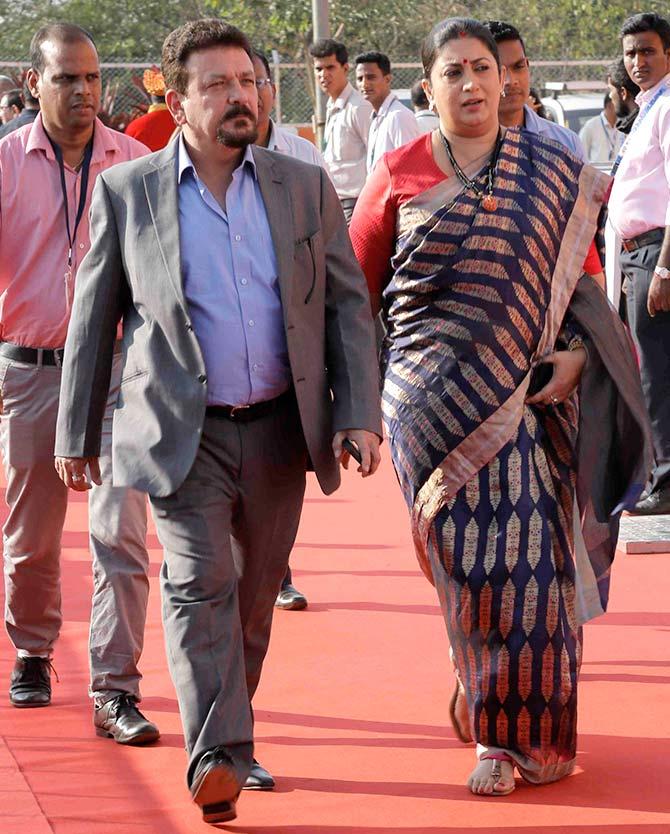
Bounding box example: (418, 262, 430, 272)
(26, 68, 40, 100)
(166, 88, 186, 126)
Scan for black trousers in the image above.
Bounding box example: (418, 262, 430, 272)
(621, 240, 670, 493)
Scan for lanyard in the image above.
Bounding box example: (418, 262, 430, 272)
(46, 131, 94, 270)
(611, 85, 666, 175)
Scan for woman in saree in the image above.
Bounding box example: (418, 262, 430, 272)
(350, 18, 651, 796)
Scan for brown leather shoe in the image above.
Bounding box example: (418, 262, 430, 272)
(190, 747, 241, 823)
(9, 657, 52, 708)
(94, 693, 160, 745)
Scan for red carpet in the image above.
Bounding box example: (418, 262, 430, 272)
(1, 457, 669, 833)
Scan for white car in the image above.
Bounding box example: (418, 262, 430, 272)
(540, 90, 604, 134)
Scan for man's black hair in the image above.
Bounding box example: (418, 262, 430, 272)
(252, 49, 271, 78)
(354, 51, 391, 75)
(30, 23, 96, 73)
(620, 12, 670, 50)
(309, 38, 348, 66)
(482, 20, 526, 54)
(2, 89, 23, 111)
(410, 78, 429, 108)
(607, 57, 640, 97)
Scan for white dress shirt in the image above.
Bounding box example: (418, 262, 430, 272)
(324, 82, 373, 199)
(366, 92, 422, 173)
(579, 113, 624, 164)
(267, 121, 327, 169)
(414, 108, 440, 134)
(609, 73, 670, 239)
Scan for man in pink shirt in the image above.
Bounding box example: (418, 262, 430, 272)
(0, 23, 159, 743)
(609, 12, 670, 515)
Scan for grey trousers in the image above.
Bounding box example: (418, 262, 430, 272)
(150, 393, 307, 787)
(0, 352, 149, 700)
(621, 241, 670, 493)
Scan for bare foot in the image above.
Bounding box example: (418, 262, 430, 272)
(467, 757, 515, 796)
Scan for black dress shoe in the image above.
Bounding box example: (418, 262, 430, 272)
(9, 656, 52, 707)
(275, 583, 308, 610)
(190, 747, 241, 823)
(94, 693, 160, 745)
(629, 488, 670, 516)
(243, 759, 275, 790)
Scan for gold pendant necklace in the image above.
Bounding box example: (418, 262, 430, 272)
(440, 130, 503, 212)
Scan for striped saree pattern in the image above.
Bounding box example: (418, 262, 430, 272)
(380, 129, 609, 780)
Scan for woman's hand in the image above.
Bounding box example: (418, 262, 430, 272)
(525, 347, 587, 407)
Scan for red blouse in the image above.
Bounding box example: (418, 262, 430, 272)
(350, 133, 602, 297)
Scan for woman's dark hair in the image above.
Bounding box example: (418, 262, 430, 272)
(421, 18, 500, 78)
(620, 12, 670, 50)
(162, 19, 252, 95)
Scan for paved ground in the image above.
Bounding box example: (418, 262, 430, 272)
(1, 459, 669, 833)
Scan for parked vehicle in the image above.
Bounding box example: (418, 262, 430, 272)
(540, 82, 604, 134)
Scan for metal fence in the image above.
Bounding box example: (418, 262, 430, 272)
(0, 58, 612, 131)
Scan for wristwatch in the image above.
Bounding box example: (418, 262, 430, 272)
(654, 265, 670, 280)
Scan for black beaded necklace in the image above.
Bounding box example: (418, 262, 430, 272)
(439, 130, 504, 212)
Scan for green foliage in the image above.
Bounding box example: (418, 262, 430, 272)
(1, 0, 670, 61)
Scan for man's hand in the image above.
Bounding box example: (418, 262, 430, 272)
(55, 456, 102, 491)
(648, 273, 670, 316)
(525, 348, 587, 407)
(332, 429, 381, 477)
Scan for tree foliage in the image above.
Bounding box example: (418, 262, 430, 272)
(1, 0, 670, 61)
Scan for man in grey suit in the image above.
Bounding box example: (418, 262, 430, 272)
(54, 19, 381, 825)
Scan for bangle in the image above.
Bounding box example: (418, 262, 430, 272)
(568, 337, 585, 352)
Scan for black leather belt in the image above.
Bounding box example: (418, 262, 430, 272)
(0, 342, 64, 366)
(622, 227, 664, 253)
(206, 388, 293, 423)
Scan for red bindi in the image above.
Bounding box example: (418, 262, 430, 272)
(462, 58, 468, 64)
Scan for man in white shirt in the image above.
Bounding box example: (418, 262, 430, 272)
(609, 12, 670, 514)
(411, 78, 439, 134)
(252, 50, 326, 171)
(309, 38, 372, 223)
(354, 51, 421, 172)
(579, 93, 625, 165)
(484, 20, 586, 161)
(251, 49, 319, 627)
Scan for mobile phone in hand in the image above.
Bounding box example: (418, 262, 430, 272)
(342, 438, 362, 464)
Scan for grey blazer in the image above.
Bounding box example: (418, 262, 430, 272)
(55, 140, 381, 497)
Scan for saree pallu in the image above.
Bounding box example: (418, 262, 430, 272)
(381, 129, 610, 781)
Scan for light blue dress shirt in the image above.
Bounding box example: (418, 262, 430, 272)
(523, 104, 587, 162)
(178, 137, 291, 406)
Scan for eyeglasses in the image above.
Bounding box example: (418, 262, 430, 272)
(255, 78, 273, 89)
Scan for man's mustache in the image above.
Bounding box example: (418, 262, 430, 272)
(223, 105, 256, 121)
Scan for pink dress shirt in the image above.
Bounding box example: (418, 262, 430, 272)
(0, 115, 148, 348)
(608, 73, 670, 240)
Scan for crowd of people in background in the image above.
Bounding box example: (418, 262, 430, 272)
(0, 7, 668, 828)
